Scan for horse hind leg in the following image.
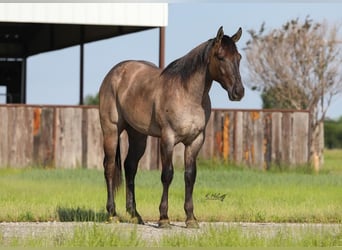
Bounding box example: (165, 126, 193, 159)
(102, 124, 122, 223)
(124, 126, 147, 224)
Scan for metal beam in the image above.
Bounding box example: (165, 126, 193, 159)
(159, 26, 165, 69)
(157, 26, 165, 169)
(79, 26, 84, 105)
(20, 57, 26, 103)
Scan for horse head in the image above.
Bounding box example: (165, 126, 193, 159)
(208, 26, 244, 101)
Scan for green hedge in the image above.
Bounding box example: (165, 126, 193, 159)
(324, 117, 342, 149)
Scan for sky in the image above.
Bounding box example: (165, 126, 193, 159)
(4, 2, 341, 118)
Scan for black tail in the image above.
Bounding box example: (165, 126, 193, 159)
(113, 137, 123, 193)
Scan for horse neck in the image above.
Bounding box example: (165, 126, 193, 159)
(162, 40, 214, 104)
(183, 64, 213, 104)
(186, 41, 214, 102)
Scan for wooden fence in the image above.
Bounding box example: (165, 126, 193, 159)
(0, 105, 321, 170)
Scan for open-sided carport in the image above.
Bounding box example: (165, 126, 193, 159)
(0, 3, 167, 104)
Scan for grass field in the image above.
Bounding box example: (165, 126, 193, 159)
(0, 149, 341, 247)
(0, 150, 341, 224)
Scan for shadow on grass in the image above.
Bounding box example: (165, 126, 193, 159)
(57, 206, 108, 222)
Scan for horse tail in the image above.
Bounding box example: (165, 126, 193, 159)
(113, 137, 123, 193)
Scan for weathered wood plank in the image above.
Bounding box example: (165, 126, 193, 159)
(0, 107, 9, 166)
(271, 112, 282, 166)
(213, 110, 223, 159)
(55, 107, 83, 168)
(242, 111, 252, 166)
(33, 107, 55, 167)
(292, 112, 309, 165)
(139, 135, 154, 170)
(263, 112, 272, 170)
(281, 112, 293, 165)
(7, 107, 34, 167)
(222, 112, 229, 162)
(234, 111, 243, 164)
(227, 111, 235, 162)
(144, 137, 160, 170)
(254, 111, 264, 169)
(83, 108, 103, 169)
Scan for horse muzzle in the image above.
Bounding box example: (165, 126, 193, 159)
(228, 84, 244, 101)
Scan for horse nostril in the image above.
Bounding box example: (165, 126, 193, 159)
(234, 85, 244, 98)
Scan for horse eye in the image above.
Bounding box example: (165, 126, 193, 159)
(238, 54, 242, 61)
(216, 55, 225, 61)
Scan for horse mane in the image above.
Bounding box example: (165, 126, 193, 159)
(161, 39, 214, 82)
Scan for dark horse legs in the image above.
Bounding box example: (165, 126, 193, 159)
(124, 127, 147, 224)
(104, 124, 204, 228)
(103, 125, 120, 221)
(158, 133, 175, 228)
(103, 124, 147, 224)
(158, 132, 204, 228)
(183, 133, 204, 228)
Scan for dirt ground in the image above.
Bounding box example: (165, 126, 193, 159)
(1, 221, 341, 246)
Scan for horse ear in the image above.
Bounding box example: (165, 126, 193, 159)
(231, 27, 242, 43)
(215, 26, 224, 43)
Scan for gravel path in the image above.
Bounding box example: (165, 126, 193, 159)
(0, 221, 340, 245)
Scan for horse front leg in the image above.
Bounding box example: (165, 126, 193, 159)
(184, 133, 204, 228)
(158, 133, 175, 228)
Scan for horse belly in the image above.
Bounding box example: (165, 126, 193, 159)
(121, 102, 161, 137)
(129, 118, 161, 137)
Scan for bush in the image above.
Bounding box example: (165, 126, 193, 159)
(324, 117, 342, 149)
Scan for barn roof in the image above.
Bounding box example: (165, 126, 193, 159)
(0, 3, 168, 58)
(0, 3, 168, 104)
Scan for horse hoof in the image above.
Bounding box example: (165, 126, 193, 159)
(107, 216, 120, 224)
(158, 219, 171, 228)
(130, 216, 144, 225)
(186, 220, 199, 229)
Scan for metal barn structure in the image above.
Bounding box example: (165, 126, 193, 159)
(0, 3, 167, 104)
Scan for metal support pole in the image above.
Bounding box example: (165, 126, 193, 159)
(79, 26, 84, 105)
(20, 58, 27, 104)
(79, 43, 84, 105)
(157, 26, 166, 169)
(159, 26, 165, 69)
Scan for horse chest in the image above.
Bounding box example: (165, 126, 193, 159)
(170, 111, 207, 142)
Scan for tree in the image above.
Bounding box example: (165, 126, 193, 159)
(244, 17, 342, 169)
(84, 93, 99, 105)
(261, 84, 309, 109)
(324, 116, 342, 149)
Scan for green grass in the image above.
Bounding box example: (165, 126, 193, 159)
(0, 151, 341, 223)
(1, 224, 143, 247)
(160, 225, 342, 247)
(0, 149, 341, 247)
(323, 148, 342, 173)
(0, 168, 107, 222)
